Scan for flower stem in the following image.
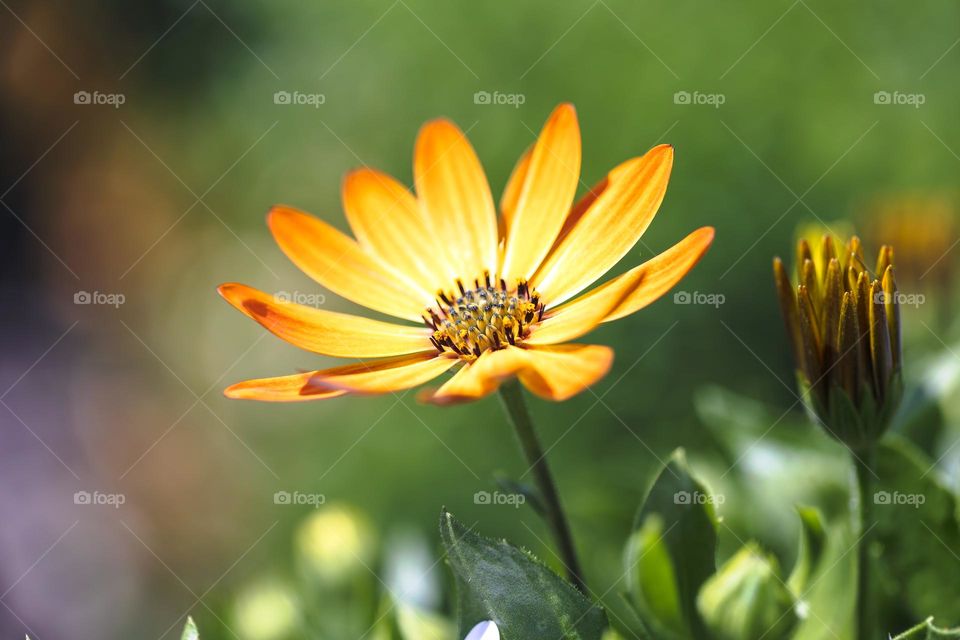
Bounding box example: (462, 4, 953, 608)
(853, 445, 877, 640)
(498, 379, 587, 593)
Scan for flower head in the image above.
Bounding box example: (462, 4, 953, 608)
(220, 104, 713, 404)
(773, 233, 902, 447)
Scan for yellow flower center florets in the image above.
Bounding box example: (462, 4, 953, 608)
(424, 273, 544, 360)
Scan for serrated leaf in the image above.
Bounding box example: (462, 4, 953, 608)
(181, 617, 199, 640)
(787, 506, 826, 595)
(626, 449, 717, 639)
(439, 509, 606, 640)
(892, 617, 960, 639)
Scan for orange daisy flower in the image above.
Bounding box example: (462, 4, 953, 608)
(219, 104, 714, 405)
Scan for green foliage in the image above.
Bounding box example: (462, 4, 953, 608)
(786, 507, 826, 596)
(893, 618, 960, 639)
(697, 544, 797, 640)
(439, 509, 607, 640)
(874, 437, 960, 628)
(625, 449, 717, 639)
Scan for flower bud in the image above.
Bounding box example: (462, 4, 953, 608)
(697, 544, 798, 640)
(773, 235, 902, 448)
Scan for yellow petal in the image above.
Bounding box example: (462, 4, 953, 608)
(423, 347, 528, 405)
(342, 168, 455, 293)
(517, 344, 613, 401)
(601, 226, 715, 322)
(224, 352, 454, 402)
(309, 352, 457, 395)
(499, 144, 533, 236)
(525, 267, 647, 345)
(218, 283, 431, 358)
(500, 104, 581, 282)
(224, 372, 347, 402)
(268, 205, 432, 321)
(415, 119, 498, 281)
(422, 343, 612, 404)
(532, 145, 674, 306)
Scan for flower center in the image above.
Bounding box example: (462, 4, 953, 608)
(424, 273, 544, 360)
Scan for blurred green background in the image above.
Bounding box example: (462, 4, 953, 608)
(2, 0, 959, 638)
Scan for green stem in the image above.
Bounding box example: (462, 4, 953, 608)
(498, 379, 587, 593)
(853, 445, 877, 640)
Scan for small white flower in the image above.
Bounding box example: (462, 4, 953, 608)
(464, 620, 500, 640)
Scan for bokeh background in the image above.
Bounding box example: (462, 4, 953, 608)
(2, 1, 959, 638)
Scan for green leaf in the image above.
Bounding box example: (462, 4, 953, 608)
(892, 617, 960, 639)
(625, 516, 684, 636)
(181, 617, 199, 640)
(786, 506, 826, 595)
(626, 449, 717, 639)
(439, 509, 606, 640)
(790, 520, 856, 640)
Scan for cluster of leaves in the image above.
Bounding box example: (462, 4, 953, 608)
(182, 337, 960, 640)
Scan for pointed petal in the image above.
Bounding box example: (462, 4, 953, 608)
(224, 372, 347, 402)
(224, 352, 455, 402)
(424, 348, 528, 405)
(869, 280, 893, 398)
(309, 352, 457, 395)
(773, 256, 802, 367)
(422, 343, 613, 405)
(837, 292, 860, 397)
(532, 145, 674, 306)
(528, 227, 713, 344)
(415, 119, 498, 280)
(525, 265, 647, 345)
(600, 226, 714, 322)
(499, 145, 533, 235)
(517, 344, 613, 401)
(882, 265, 901, 370)
(500, 104, 581, 282)
(342, 168, 455, 293)
(218, 283, 431, 358)
(268, 205, 432, 321)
